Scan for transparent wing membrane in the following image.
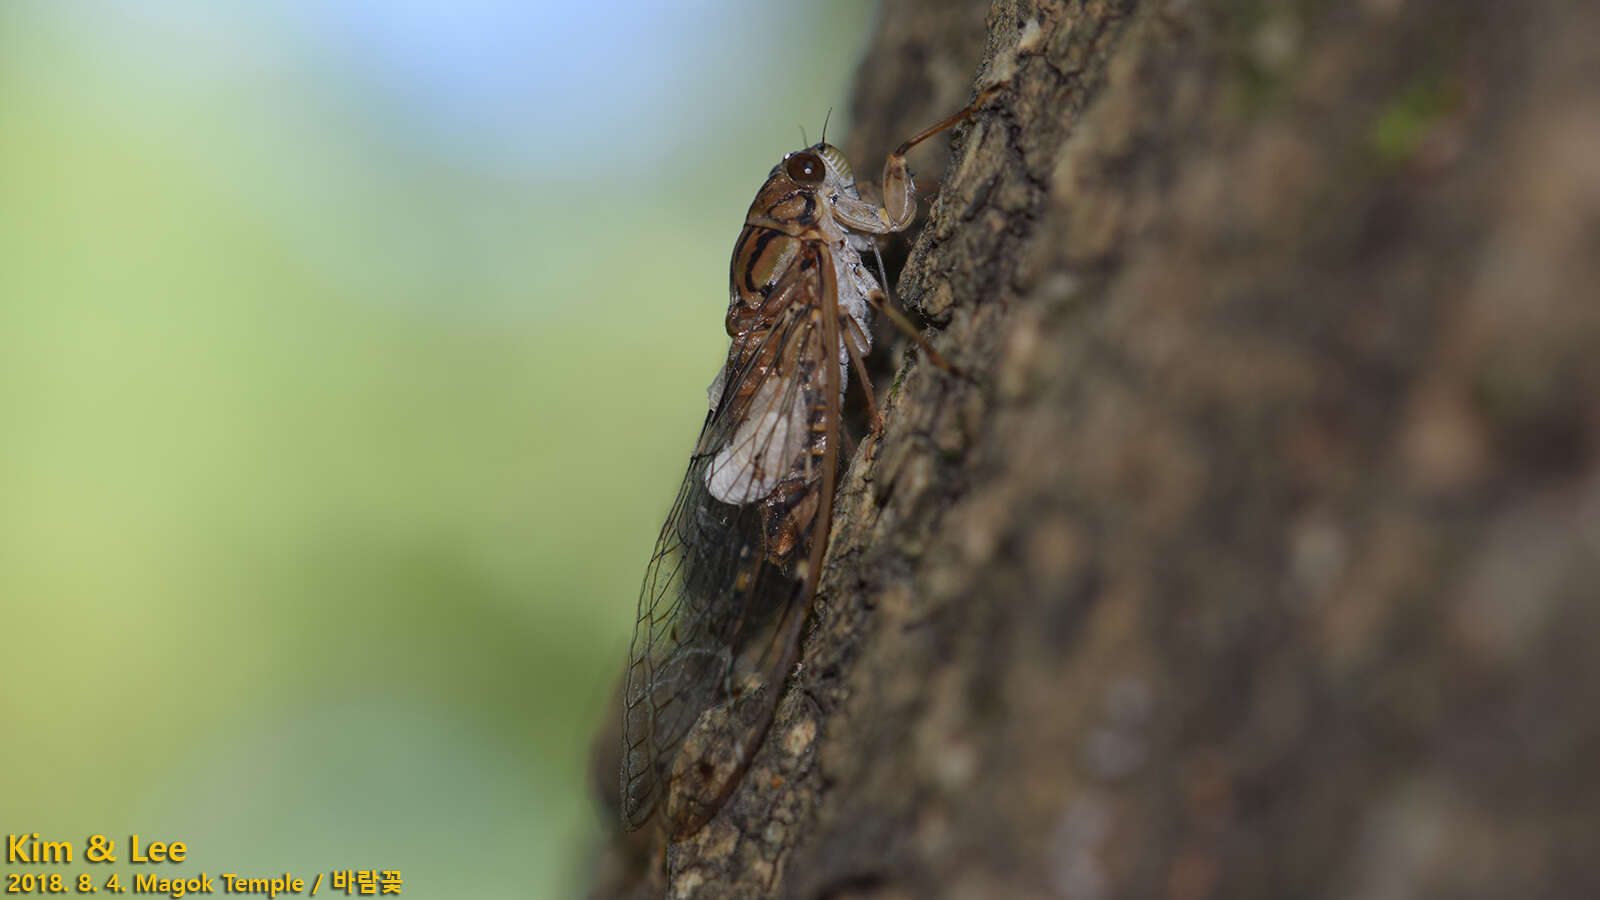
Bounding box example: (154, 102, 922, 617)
(621, 243, 840, 834)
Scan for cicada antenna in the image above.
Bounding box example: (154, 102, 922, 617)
(819, 107, 833, 146)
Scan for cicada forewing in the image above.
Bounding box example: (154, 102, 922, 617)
(621, 238, 848, 837)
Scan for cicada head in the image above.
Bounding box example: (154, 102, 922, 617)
(780, 142, 854, 191)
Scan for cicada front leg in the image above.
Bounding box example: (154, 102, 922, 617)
(833, 84, 1006, 237)
(832, 86, 1006, 380)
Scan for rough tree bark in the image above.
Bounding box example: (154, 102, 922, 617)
(593, 0, 1600, 896)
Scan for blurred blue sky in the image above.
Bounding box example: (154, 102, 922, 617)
(38, 0, 872, 176)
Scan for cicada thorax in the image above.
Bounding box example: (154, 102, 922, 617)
(717, 180, 871, 576)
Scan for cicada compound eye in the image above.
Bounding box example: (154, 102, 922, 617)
(784, 151, 827, 186)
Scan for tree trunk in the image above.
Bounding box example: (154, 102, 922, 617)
(594, 0, 1600, 896)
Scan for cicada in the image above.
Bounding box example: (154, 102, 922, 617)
(620, 90, 998, 838)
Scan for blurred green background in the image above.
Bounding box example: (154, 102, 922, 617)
(0, 2, 873, 895)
